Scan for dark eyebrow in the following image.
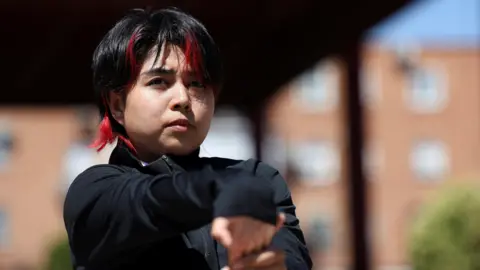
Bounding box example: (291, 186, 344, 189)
(140, 67, 200, 79)
(140, 67, 176, 77)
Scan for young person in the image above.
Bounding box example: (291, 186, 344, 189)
(63, 8, 312, 270)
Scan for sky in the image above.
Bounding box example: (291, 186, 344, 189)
(367, 0, 479, 47)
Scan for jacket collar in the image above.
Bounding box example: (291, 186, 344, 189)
(109, 141, 202, 173)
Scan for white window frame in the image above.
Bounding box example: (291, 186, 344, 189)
(262, 133, 288, 176)
(307, 216, 334, 251)
(200, 108, 255, 160)
(410, 139, 450, 182)
(360, 64, 382, 108)
(0, 122, 13, 172)
(0, 209, 9, 249)
(294, 60, 340, 113)
(288, 140, 340, 186)
(403, 62, 448, 113)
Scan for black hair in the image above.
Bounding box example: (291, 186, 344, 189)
(91, 7, 223, 151)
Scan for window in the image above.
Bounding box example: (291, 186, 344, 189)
(360, 66, 382, 107)
(0, 209, 9, 248)
(306, 217, 333, 252)
(200, 108, 254, 160)
(410, 140, 449, 181)
(0, 126, 14, 172)
(295, 60, 340, 112)
(61, 143, 101, 194)
(262, 133, 287, 176)
(404, 66, 448, 112)
(288, 141, 339, 185)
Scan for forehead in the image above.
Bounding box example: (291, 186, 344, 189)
(140, 44, 190, 72)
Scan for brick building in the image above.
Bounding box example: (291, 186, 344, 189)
(265, 45, 480, 269)
(0, 45, 478, 269)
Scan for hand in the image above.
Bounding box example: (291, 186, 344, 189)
(211, 213, 285, 262)
(221, 249, 286, 270)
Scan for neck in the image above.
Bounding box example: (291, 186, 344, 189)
(109, 142, 201, 170)
(167, 148, 201, 166)
(129, 143, 200, 164)
(135, 147, 200, 163)
(136, 150, 162, 164)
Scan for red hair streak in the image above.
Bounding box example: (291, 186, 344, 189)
(90, 113, 136, 154)
(89, 111, 115, 152)
(126, 31, 138, 77)
(90, 31, 140, 154)
(184, 33, 220, 97)
(184, 32, 203, 82)
(90, 97, 137, 154)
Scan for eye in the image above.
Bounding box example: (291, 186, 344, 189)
(146, 78, 168, 87)
(189, 80, 206, 89)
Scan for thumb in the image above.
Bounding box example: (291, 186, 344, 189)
(212, 218, 233, 247)
(276, 213, 286, 231)
(216, 229, 233, 248)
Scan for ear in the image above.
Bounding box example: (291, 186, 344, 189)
(107, 91, 126, 126)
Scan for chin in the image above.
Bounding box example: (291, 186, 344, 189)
(163, 141, 198, 156)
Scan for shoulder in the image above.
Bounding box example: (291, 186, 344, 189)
(202, 157, 290, 200)
(66, 163, 145, 197)
(69, 164, 132, 188)
(64, 165, 133, 217)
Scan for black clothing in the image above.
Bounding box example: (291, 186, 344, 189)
(64, 143, 312, 269)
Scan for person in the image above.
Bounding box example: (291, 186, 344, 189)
(63, 7, 312, 270)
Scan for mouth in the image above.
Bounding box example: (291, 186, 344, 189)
(166, 119, 191, 132)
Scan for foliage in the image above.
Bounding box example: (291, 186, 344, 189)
(44, 237, 72, 270)
(409, 185, 480, 270)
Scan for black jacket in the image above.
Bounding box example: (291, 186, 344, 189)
(63, 143, 312, 270)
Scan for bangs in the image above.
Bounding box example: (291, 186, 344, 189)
(126, 28, 211, 85)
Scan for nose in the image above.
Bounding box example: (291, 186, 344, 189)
(170, 83, 191, 112)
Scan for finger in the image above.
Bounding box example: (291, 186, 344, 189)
(257, 263, 287, 270)
(229, 244, 247, 264)
(212, 228, 233, 248)
(232, 250, 285, 269)
(276, 213, 286, 231)
(228, 235, 254, 262)
(261, 227, 276, 248)
(238, 225, 264, 255)
(212, 218, 233, 247)
(249, 237, 270, 257)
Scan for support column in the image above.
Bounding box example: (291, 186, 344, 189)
(247, 103, 265, 161)
(342, 40, 371, 270)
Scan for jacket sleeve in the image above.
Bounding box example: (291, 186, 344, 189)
(251, 161, 313, 270)
(63, 164, 277, 265)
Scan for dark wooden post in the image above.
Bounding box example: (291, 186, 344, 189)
(342, 40, 371, 270)
(247, 103, 265, 160)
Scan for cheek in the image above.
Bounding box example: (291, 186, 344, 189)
(125, 88, 168, 119)
(192, 95, 215, 128)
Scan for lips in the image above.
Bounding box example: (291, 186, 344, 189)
(167, 119, 190, 127)
(165, 119, 192, 132)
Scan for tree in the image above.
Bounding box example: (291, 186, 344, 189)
(409, 185, 480, 270)
(44, 237, 72, 270)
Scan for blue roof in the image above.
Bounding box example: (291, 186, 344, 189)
(367, 0, 480, 47)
